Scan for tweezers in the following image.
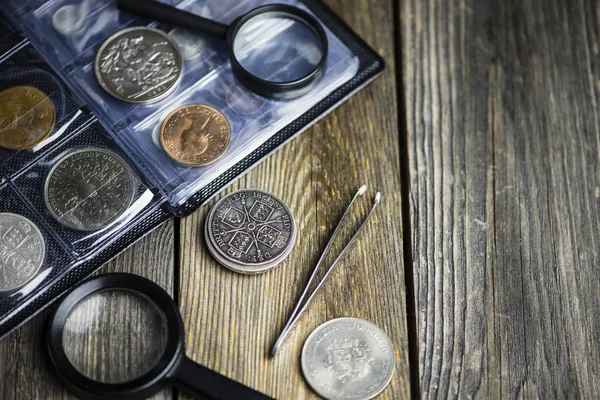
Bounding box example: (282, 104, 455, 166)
(270, 185, 381, 356)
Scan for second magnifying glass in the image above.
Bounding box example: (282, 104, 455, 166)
(117, 0, 328, 99)
(47, 273, 273, 400)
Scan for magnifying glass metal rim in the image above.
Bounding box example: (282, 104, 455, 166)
(226, 4, 329, 99)
(47, 273, 183, 400)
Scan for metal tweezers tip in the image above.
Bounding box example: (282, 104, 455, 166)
(375, 192, 381, 203)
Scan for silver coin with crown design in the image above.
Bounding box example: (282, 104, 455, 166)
(95, 26, 182, 104)
(301, 318, 396, 400)
(205, 189, 296, 274)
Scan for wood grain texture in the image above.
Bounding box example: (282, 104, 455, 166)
(177, 0, 411, 398)
(0, 1, 410, 399)
(401, 0, 600, 398)
(0, 221, 174, 400)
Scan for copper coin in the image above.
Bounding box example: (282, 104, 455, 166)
(160, 104, 231, 166)
(0, 86, 56, 150)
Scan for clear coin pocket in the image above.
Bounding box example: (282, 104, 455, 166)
(0, 184, 73, 307)
(0, 44, 93, 179)
(119, 49, 357, 205)
(21, 0, 189, 66)
(26, 0, 140, 65)
(11, 122, 162, 258)
(12, 0, 359, 206)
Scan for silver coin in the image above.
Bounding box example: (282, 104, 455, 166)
(45, 148, 136, 231)
(204, 210, 295, 273)
(168, 28, 206, 61)
(205, 189, 296, 274)
(301, 318, 396, 400)
(52, 4, 85, 36)
(204, 218, 292, 274)
(0, 213, 45, 292)
(95, 27, 182, 103)
(205, 190, 297, 273)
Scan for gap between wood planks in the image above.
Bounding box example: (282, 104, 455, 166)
(393, 0, 421, 398)
(167, 2, 417, 397)
(173, 216, 181, 400)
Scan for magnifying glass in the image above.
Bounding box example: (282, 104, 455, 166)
(117, 0, 328, 99)
(47, 273, 273, 400)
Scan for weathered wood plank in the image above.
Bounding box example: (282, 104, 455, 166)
(0, 221, 174, 400)
(177, 0, 411, 398)
(401, 0, 600, 397)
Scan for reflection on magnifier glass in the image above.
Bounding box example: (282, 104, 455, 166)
(118, 0, 328, 99)
(232, 13, 324, 83)
(48, 273, 273, 400)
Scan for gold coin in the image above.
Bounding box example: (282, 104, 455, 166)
(160, 104, 231, 166)
(0, 86, 56, 151)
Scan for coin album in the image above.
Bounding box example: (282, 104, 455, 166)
(0, 0, 384, 338)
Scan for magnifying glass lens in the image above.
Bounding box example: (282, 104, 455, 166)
(62, 290, 168, 384)
(233, 13, 324, 83)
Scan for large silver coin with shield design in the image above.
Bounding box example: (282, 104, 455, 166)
(301, 318, 396, 400)
(206, 189, 296, 274)
(0, 213, 45, 291)
(95, 27, 182, 103)
(45, 148, 136, 231)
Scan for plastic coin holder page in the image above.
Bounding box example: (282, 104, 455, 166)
(18, 0, 359, 205)
(12, 124, 161, 258)
(0, 44, 93, 178)
(0, 122, 169, 337)
(0, 40, 166, 333)
(0, 186, 74, 320)
(0, 0, 385, 338)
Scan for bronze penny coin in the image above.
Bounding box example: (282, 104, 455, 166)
(0, 86, 56, 151)
(160, 104, 231, 166)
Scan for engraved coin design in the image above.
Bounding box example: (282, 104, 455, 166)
(206, 189, 296, 274)
(160, 104, 231, 166)
(45, 148, 136, 231)
(301, 318, 396, 400)
(52, 4, 85, 36)
(0, 86, 56, 150)
(95, 27, 182, 103)
(168, 28, 206, 60)
(0, 213, 45, 292)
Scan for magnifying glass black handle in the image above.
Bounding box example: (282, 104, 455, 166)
(117, 0, 228, 40)
(171, 355, 274, 400)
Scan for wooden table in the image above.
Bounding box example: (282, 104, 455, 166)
(2, 0, 599, 398)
